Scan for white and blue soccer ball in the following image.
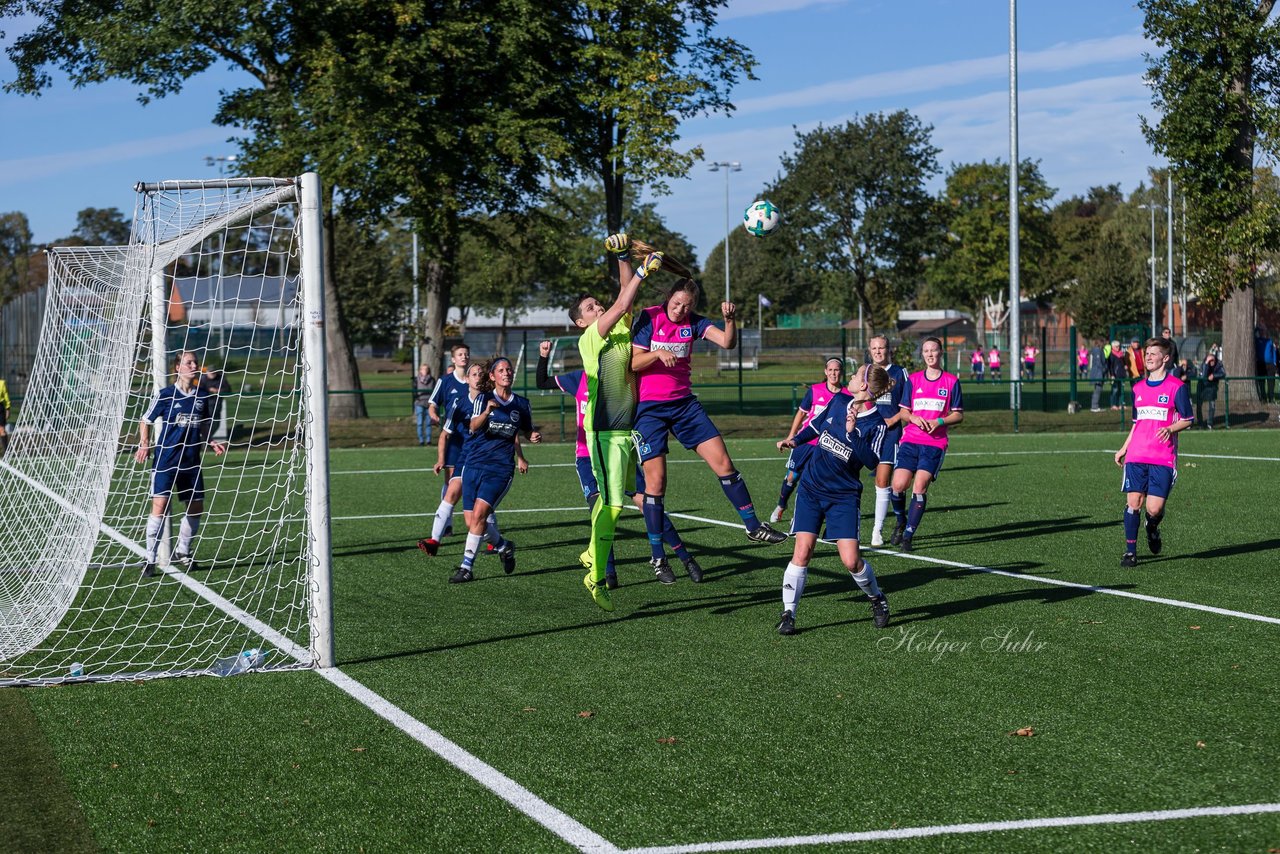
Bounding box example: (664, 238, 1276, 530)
(743, 199, 781, 238)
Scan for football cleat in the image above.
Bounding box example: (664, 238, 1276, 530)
(417, 538, 440, 556)
(870, 594, 891, 629)
(776, 610, 797, 636)
(172, 551, 192, 567)
(1120, 552, 1138, 568)
(651, 557, 676, 585)
(141, 562, 159, 579)
(578, 550, 593, 570)
(584, 572, 614, 611)
(769, 506, 785, 524)
(448, 566, 474, 584)
(1146, 523, 1163, 555)
(746, 523, 787, 545)
(899, 537, 913, 553)
(889, 520, 907, 546)
(682, 556, 704, 583)
(870, 531, 885, 548)
(498, 541, 516, 574)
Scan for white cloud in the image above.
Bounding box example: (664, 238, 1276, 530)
(0, 127, 231, 186)
(735, 32, 1150, 116)
(719, 0, 848, 21)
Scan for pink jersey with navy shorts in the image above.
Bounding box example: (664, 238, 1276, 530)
(899, 369, 963, 449)
(1127, 374, 1191, 468)
(799, 382, 840, 446)
(632, 305, 717, 402)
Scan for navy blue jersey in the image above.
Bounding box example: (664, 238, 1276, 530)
(874, 363, 908, 421)
(789, 392, 885, 501)
(143, 384, 216, 471)
(465, 390, 533, 470)
(429, 371, 470, 416)
(442, 392, 479, 463)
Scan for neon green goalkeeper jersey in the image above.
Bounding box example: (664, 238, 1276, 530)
(578, 311, 637, 433)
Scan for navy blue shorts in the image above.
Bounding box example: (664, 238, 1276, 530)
(1122, 462, 1176, 499)
(462, 466, 513, 512)
(575, 456, 598, 500)
(894, 441, 946, 479)
(633, 396, 721, 461)
(786, 443, 814, 478)
(152, 464, 205, 503)
(878, 428, 901, 466)
(792, 488, 862, 541)
(445, 433, 465, 470)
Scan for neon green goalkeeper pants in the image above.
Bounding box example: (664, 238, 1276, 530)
(585, 430, 636, 582)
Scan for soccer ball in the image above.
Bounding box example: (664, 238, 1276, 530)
(743, 200, 781, 237)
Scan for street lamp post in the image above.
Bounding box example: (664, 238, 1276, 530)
(1166, 173, 1175, 332)
(1139, 202, 1160, 336)
(709, 160, 742, 409)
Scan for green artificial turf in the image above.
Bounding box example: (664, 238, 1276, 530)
(5, 431, 1278, 852)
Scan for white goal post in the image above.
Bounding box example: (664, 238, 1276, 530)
(0, 173, 332, 685)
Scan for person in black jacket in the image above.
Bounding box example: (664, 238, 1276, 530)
(1198, 353, 1225, 428)
(1106, 340, 1126, 411)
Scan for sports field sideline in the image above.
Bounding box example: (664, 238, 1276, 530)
(3, 429, 1278, 852)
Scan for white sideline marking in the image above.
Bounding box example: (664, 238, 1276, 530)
(318, 668, 618, 853)
(333, 507, 587, 521)
(625, 803, 1280, 853)
(659, 511, 1280, 626)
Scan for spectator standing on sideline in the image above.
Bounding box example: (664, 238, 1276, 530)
(1126, 339, 1144, 386)
(1107, 340, 1126, 410)
(413, 362, 436, 446)
(1162, 327, 1182, 379)
(1257, 327, 1277, 403)
(1198, 353, 1224, 428)
(1087, 339, 1107, 412)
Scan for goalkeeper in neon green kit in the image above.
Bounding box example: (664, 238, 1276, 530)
(570, 233, 663, 611)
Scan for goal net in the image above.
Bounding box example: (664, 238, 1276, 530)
(0, 174, 332, 685)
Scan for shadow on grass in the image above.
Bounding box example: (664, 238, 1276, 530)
(929, 515, 1114, 546)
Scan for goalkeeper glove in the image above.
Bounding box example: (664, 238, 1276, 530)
(635, 252, 664, 279)
(604, 232, 630, 261)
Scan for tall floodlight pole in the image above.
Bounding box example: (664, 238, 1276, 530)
(1008, 0, 1021, 411)
(1181, 195, 1187, 334)
(1167, 173, 1175, 332)
(412, 230, 420, 376)
(708, 161, 742, 303)
(1140, 202, 1159, 336)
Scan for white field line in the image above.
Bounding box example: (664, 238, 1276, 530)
(624, 802, 1280, 853)
(662, 511, 1280, 626)
(327, 448, 1280, 478)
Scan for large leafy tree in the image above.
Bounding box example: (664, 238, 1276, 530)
(926, 160, 1057, 323)
(1045, 184, 1125, 292)
(1056, 238, 1148, 340)
(769, 112, 942, 328)
(1141, 0, 1280, 402)
(0, 212, 33, 306)
(549, 0, 755, 282)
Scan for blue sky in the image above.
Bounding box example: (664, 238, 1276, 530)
(0, 1, 1159, 265)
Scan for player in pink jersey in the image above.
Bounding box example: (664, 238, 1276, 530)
(631, 276, 787, 582)
(890, 337, 964, 552)
(1113, 338, 1193, 567)
(770, 357, 844, 524)
(535, 339, 701, 586)
(987, 347, 1002, 381)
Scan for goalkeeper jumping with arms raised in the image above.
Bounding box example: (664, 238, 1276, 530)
(570, 233, 662, 611)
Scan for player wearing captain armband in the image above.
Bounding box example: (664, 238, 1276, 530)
(135, 351, 227, 578)
(1113, 337, 1193, 568)
(447, 357, 538, 583)
(890, 337, 963, 553)
(866, 336, 908, 547)
(773, 364, 892, 636)
(571, 232, 663, 611)
(770, 357, 844, 525)
(631, 271, 787, 583)
(535, 340, 701, 589)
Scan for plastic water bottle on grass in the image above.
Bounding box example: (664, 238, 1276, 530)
(210, 648, 267, 677)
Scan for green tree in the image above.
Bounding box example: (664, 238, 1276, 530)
(769, 112, 942, 328)
(702, 225, 826, 324)
(1141, 0, 1280, 403)
(1056, 239, 1148, 340)
(926, 160, 1057, 325)
(548, 1, 755, 281)
(70, 207, 131, 245)
(1046, 184, 1124, 291)
(0, 212, 33, 306)
(330, 216, 413, 347)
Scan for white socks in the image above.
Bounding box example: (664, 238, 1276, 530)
(431, 501, 455, 539)
(484, 513, 501, 546)
(873, 486, 891, 535)
(850, 558, 882, 598)
(145, 515, 165, 562)
(782, 562, 808, 615)
(177, 513, 199, 554)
